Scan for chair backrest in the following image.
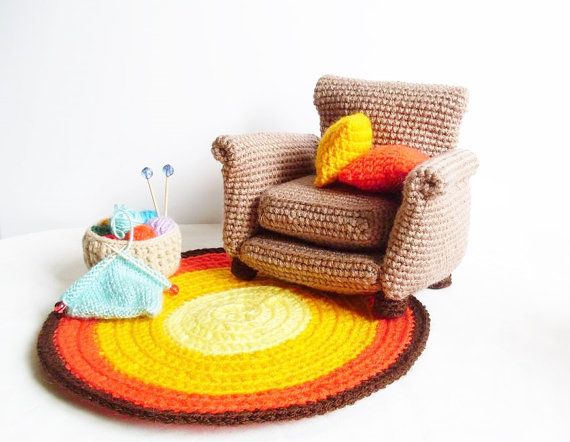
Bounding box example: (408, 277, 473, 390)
(314, 75, 468, 157)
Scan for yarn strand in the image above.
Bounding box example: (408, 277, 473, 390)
(109, 207, 171, 288)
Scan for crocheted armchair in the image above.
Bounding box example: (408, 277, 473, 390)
(212, 75, 478, 318)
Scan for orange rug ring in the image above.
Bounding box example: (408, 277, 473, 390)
(37, 248, 430, 425)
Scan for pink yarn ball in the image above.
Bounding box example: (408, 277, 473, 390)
(146, 216, 176, 236)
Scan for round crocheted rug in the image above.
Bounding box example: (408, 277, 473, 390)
(37, 248, 430, 425)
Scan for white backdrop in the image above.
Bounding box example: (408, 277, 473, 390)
(0, 0, 568, 239)
(1, 0, 567, 239)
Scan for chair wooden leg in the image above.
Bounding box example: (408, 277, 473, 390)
(373, 292, 408, 319)
(231, 258, 258, 281)
(428, 274, 452, 289)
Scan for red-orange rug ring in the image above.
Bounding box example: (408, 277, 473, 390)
(37, 248, 430, 425)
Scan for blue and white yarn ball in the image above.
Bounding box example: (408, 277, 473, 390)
(110, 205, 158, 239)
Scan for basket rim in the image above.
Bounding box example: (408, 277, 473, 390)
(83, 222, 181, 245)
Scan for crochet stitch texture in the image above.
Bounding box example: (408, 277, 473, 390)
(83, 224, 182, 277)
(314, 76, 468, 156)
(259, 175, 399, 250)
(338, 145, 429, 192)
(212, 75, 477, 302)
(314, 112, 372, 187)
(61, 251, 169, 318)
(37, 249, 430, 425)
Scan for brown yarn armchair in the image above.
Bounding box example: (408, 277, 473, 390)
(212, 75, 478, 318)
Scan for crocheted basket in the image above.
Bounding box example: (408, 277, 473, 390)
(82, 224, 182, 277)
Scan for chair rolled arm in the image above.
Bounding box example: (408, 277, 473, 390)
(380, 149, 479, 300)
(212, 133, 319, 256)
(406, 149, 479, 201)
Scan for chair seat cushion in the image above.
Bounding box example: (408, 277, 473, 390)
(258, 175, 399, 250)
(240, 233, 383, 294)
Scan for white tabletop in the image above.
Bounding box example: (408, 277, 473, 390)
(0, 224, 568, 441)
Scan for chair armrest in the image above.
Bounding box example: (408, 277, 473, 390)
(212, 133, 319, 256)
(380, 149, 479, 300)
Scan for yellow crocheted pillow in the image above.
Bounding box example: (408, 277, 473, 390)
(314, 113, 373, 187)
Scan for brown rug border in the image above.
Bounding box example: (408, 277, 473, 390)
(37, 248, 430, 425)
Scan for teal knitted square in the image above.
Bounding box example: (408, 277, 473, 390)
(61, 252, 170, 319)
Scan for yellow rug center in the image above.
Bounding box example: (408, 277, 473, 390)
(95, 269, 378, 395)
(164, 286, 312, 355)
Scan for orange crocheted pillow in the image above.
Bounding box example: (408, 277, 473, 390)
(338, 145, 429, 192)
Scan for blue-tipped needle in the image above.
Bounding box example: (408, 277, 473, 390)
(141, 167, 160, 216)
(162, 164, 174, 217)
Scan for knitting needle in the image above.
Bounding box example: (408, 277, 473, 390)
(141, 167, 160, 216)
(162, 164, 174, 217)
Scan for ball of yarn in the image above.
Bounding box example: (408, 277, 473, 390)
(125, 224, 157, 241)
(91, 224, 111, 236)
(138, 210, 158, 223)
(146, 216, 176, 236)
(110, 204, 144, 239)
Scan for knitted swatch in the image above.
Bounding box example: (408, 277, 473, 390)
(338, 145, 429, 192)
(314, 113, 372, 187)
(60, 249, 170, 319)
